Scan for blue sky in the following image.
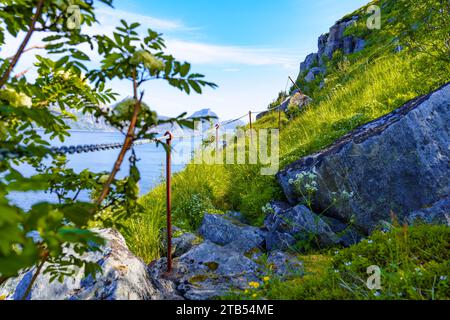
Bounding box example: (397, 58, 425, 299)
(3, 0, 369, 120)
(106, 0, 369, 120)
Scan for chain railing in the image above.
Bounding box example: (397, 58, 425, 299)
(1, 107, 282, 272)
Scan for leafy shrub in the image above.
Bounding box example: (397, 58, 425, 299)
(173, 193, 217, 231)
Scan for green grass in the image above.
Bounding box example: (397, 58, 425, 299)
(228, 224, 450, 300)
(122, 0, 450, 280)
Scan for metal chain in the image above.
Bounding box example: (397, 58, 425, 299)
(1, 108, 271, 160)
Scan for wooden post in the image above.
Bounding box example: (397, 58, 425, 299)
(165, 131, 173, 273)
(288, 76, 302, 94)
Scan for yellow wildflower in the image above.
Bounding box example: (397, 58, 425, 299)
(248, 281, 260, 289)
(252, 293, 257, 298)
(263, 276, 270, 282)
(0, 294, 7, 300)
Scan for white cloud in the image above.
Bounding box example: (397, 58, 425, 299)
(89, 8, 300, 70)
(95, 7, 187, 32)
(165, 39, 299, 69)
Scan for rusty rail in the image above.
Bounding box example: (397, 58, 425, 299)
(164, 131, 173, 273)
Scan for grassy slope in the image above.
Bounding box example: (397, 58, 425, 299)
(121, 0, 450, 299)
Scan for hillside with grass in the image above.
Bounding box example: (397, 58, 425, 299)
(120, 0, 450, 299)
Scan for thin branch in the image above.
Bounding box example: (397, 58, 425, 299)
(21, 250, 49, 300)
(0, 0, 45, 88)
(95, 68, 143, 207)
(6, 44, 46, 61)
(14, 67, 32, 79)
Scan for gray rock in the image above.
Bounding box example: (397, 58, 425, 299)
(151, 241, 260, 300)
(267, 251, 304, 278)
(343, 36, 355, 55)
(354, 38, 366, 52)
(0, 229, 162, 300)
(394, 45, 404, 53)
(148, 258, 185, 300)
(305, 67, 326, 83)
(300, 53, 318, 74)
(265, 231, 296, 251)
(323, 217, 363, 247)
(172, 232, 200, 258)
(318, 17, 359, 64)
(265, 205, 339, 250)
(277, 83, 450, 233)
(225, 211, 248, 224)
(319, 80, 325, 90)
(408, 197, 450, 226)
(198, 214, 266, 253)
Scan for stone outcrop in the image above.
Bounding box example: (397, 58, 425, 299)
(151, 241, 260, 300)
(0, 229, 162, 300)
(277, 83, 450, 233)
(305, 67, 326, 83)
(150, 213, 305, 300)
(298, 15, 366, 84)
(316, 16, 364, 65)
(256, 91, 312, 120)
(198, 213, 266, 253)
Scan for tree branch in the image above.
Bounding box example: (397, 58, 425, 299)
(6, 45, 46, 61)
(0, 0, 45, 88)
(21, 249, 49, 300)
(95, 68, 143, 207)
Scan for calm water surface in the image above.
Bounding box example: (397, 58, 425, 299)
(8, 131, 198, 210)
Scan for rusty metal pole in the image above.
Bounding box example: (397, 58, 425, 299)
(215, 123, 220, 152)
(249, 111, 253, 144)
(164, 131, 173, 273)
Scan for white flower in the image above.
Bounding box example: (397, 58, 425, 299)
(334, 251, 339, 255)
(367, 240, 373, 244)
(344, 262, 352, 266)
(334, 269, 340, 273)
(440, 276, 448, 281)
(373, 291, 381, 297)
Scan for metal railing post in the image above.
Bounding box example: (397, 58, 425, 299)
(215, 123, 220, 152)
(164, 131, 173, 273)
(249, 111, 253, 143)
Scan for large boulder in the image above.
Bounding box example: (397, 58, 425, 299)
(277, 83, 450, 232)
(198, 213, 266, 253)
(264, 204, 339, 251)
(0, 229, 162, 300)
(150, 241, 260, 300)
